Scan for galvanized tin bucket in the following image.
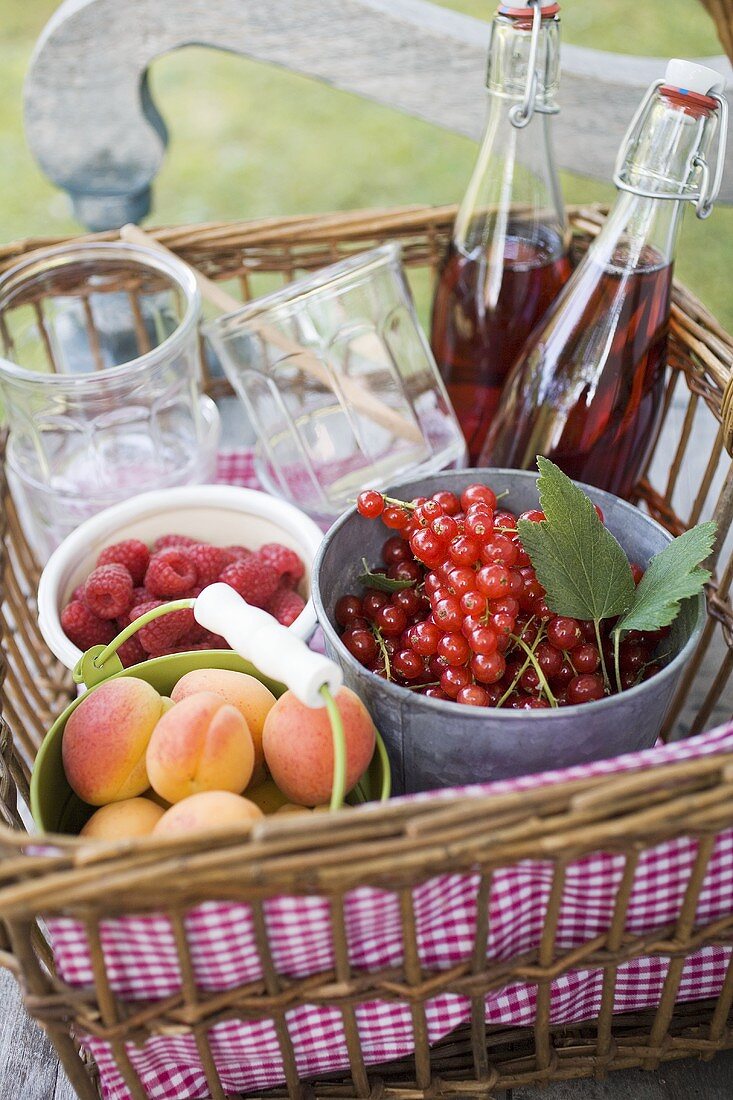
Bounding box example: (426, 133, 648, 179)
(312, 469, 706, 794)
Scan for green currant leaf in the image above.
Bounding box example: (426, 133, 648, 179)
(613, 522, 715, 637)
(517, 457, 635, 621)
(358, 559, 415, 593)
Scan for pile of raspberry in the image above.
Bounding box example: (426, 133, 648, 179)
(61, 534, 306, 666)
(334, 484, 668, 709)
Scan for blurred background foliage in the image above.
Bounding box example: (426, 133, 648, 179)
(1, 1, 730, 325)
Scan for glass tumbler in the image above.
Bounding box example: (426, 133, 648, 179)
(205, 244, 466, 520)
(0, 242, 220, 558)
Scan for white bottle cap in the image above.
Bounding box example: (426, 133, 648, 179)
(664, 59, 725, 97)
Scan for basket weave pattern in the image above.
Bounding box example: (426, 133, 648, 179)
(0, 206, 732, 1098)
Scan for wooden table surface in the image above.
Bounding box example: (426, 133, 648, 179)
(1, 397, 731, 1099)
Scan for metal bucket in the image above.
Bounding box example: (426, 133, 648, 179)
(312, 469, 706, 794)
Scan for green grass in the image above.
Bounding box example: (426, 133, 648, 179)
(0, 0, 730, 327)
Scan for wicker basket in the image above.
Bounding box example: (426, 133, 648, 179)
(0, 204, 732, 1099)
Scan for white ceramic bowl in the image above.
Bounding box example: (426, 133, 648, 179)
(38, 484, 325, 669)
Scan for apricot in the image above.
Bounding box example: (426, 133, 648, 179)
(151, 791, 263, 838)
(262, 687, 376, 806)
(62, 677, 165, 805)
(146, 691, 255, 804)
(80, 797, 164, 840)
(246, 778, 290, 815)
(171, 669, 276, 779)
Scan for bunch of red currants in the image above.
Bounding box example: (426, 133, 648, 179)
(332, 484, 665, 709)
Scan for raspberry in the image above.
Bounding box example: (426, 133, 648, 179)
(145, 548, 198, 598)
(258, 543, 305, 586)
(184, 543, 227, 586)
(97, 539, 150, 585)
(131, 600, 194, 655)
(153, 533, 198, 552)
(116, 635, 147, 669)
(268, 585, 306, 626)
(61, 601, 117, 650)
(220, 557, 280, 608)
(220, 545, 252, 567)
(83, 564, 134, 620)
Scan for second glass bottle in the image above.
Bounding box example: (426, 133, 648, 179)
(431, 0, 570, 463)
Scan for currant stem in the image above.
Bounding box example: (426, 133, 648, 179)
(595, 619, 611, 693)
(612, 629, 623, 695)
(382, 494, 416, 511)
(370, 622, 392, 681)
(505, 627, 558, 708)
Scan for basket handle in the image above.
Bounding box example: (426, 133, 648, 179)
(76, 584, 343, 708)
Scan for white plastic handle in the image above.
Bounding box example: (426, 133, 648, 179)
(193, 584, 343, 708)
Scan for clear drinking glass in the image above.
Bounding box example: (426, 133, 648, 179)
(205, 244, 466, 519)
(0, 242, 220, 558)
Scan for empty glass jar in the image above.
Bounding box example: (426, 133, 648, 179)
(0, 242, 220, 558)
(205, 244, 466, 520)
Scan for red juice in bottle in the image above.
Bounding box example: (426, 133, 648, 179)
(431, 224, 571, 463)
(479, 246, 672, 498)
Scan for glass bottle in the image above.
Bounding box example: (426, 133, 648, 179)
(479, 59, 727, 498)
(431, 0, 570, 464)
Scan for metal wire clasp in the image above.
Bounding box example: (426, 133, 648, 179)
(613, 79, 728, 219)
(508, 0, 544, 129)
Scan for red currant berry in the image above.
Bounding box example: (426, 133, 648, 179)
(494, 510, 518, 531)
(375, 604, 408, 637)
(630, 562, 645, 585)
(440, 665, 473, 698)
(456, 684, 490, 707)
(433, 597, 463, 633)
(431, 515, 459, 543)
(533, 598, 554, 622)
(567, 673, 605, 704)
(536, 642, 563, 678)
(356, 490, 384, 518)
(437, 632, 470, 666)
(432, 490, 461, 515)
(342, 630, 378, 664)
(392, 588, 423, 617)
(461, 615, 484, 639)
(490, 611, 515, 636)
(519, 509, 545, 523)
(393, 649, 425, 680)
(476, 563, 511, 599)
(335, 594, 362, 627)
(387, 559, 422, 584)
(414, 499, 444, 527)
(519, 666, 541, 694)
(362, 591, 389, 620)
(479, 534, 519, 566)
(593, 503, 605, 523)
(461, 484, 497, 510)
(449, 534, 480, 567)
(429, 653, 450, 679)
(490, 596, 519, 618)
(410, 529, 444, 566)
(448, 567, 477, 597)
(546, 616, 582, 651)
(579, 619, 597, 642)
(471, 651, 506, 684)
(382, 536, 411, 565)
(619, 641, 650, 674)
(573, 643, 600, 674)
(553, 659, 576, 687)
(465, 512, 493, 540)
(468, 627, 498, 656)
(460, 590, 488, 617)
(382, 505, 408, 530)
(410, 620, 441, 656)
(507, 569, 525, 598)
(515, 696, 550, 710)
(517, 619, 540, 646)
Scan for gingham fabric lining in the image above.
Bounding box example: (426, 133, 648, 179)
(42, 450, 733, 1098)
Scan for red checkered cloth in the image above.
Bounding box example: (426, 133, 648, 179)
(44, 452, 733, 1098)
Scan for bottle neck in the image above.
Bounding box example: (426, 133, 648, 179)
(453, 86, 566, 256)
(595, 89, 720, 271)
